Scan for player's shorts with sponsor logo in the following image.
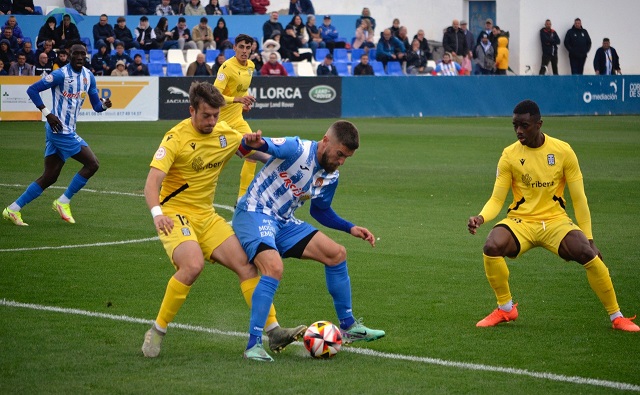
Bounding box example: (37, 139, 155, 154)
(45, 129, 88, 161)
(158, 207, 234, 267)
(494, 214, 583, 258)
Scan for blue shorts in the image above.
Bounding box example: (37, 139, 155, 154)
(232, 209, 317, 262)
(45, 129, 88, 161)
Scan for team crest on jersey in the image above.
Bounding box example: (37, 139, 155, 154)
(219, 135, 227, 148)
(83, 78, 88, 85)
(217, 73, 225, 81)
(44, 74, 54, 83)
(547, 154, 556, 166)
(154, 147, 166, 160)
(314, 177, 324, 187)
(181, 227, 191, 236)
(271, 138, 286, 145)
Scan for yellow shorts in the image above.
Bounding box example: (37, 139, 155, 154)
(495, 215, 582, 258)
(158, 208, 235, 267)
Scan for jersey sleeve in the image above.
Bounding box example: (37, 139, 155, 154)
(563, 145, 583, 183)
(262, 136, 300, 158)
(213, 67, 235, 104)
(568, 179, 593, 239)
(26, 69, 64, 108)
(149, 132, 181, 173)
(478, 151, 511, 222)
(87, 72, 106, 113)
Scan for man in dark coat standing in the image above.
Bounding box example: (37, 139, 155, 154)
(564, 18, 591, 75)
(538, 19, 561, 75)
(593, 38, 620, 75)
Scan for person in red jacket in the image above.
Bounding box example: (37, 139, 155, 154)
(251, 0, 269, 14)
(260, 52, 288, 76)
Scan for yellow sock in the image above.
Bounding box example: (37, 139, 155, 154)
(238, 160, 257, 201)
(241, 276, 278, 330)
(584, 256, 620, 315)
(483, 254, 512, 305)
(155, 276, 191, 330)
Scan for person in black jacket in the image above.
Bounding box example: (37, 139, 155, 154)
(316, 52, 337, 76)
(593, 38, 620, 75)
(442, 19, 467, 58)
(279, 24, 312, 62)
(353, 53, 373, 76)
(115, 16, 141, 50)
(538, 19, 561, 75)
(564, 18, 591, 75)
(93, 14, 116, 52)
(56, 14, 80, 49)
(90, 42, 111, 76)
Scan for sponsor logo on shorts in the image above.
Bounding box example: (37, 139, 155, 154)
(181, 227, 191, 236)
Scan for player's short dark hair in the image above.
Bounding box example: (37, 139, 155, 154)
(513, 100, 541, 118)
(235, 34, 254, 45)
(330, 120, 359, 151)
(189, 81, 225, 111)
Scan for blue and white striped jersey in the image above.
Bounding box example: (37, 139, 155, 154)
(239, 136, 340, 222)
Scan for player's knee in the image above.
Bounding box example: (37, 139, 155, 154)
(325, 244, 347, 266)
(86, 158, 99, 175)
(182, 259, 205, 281)
(483, 240, 504, 257)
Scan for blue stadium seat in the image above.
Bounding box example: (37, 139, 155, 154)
(148, 63, 165, 76)
(387, 61, 404, 76)
(81, 37, 92, 53)
(369, 49, 376, 60)
(314, 48, 330, 62)
(282, 62, 295, 76)
(221, 6, 229, 14)
(129, 49, 146, 64)
(206, 49, 220, 63)
(333, 48, 349, 63)
(351, 48, 365, 63)
(149, 49, 166, 66)
(370, 60, 386, 76)
(166, 63, 183, 76)
(34, 5, 42, 14)
(223, 49, 235, 59)
(335, 62, 350, 76)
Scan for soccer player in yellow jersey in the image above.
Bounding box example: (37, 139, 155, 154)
(141, 81, 306, 358)
(213, 34, 258, 205)
(468, 100, 638, 332)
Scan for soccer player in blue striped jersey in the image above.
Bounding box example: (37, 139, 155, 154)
(233, 120, 385, 361)
(3, 42, 112, 226)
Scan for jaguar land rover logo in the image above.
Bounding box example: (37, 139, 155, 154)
(308, 85, 336, 104)
(165, 86, 190, 104)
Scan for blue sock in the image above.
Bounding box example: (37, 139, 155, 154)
(325, 261, 355, 330)
(247, 275, 279, 349)
(15, 182, 44, 208)
(63, 173, 88, 200)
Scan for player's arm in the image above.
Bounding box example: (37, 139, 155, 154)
(468, 153, 511, 235)
(213, 72, 255, 107)
(26, 72, 64, 132)
(87, 73, 111, 112)
(144, 167, 174, 236)
(241, 131, 298, 158)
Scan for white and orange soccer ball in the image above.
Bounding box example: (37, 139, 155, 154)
(303, 321, 342, 359)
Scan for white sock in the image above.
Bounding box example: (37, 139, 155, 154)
(8, 202, 21, 211)
(153, 322, 167, 334)
(265, 322, 279, 332)
(610, 311, 623, 321)
(57, 194, 70, 204)
(499, 300, 513, 312)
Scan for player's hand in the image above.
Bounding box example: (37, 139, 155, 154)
(153, 215, 174, 236)
(101, 98, 113, 108)
(467, 215, 484, 235)
(46, 114, 63, 133)
(236, 95, 256, 107)
(242, 130, 264, 148)
(351, 226, 376, 247)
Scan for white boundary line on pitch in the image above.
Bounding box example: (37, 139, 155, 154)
(1, 299, 639, 392)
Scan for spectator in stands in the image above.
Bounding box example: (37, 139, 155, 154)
(289, 0, 313, 15)
(17, 40, 34, 65)
(0, 39, 13, 71)
(261, 30, 280, 61)
(52, 47, 69, 70)
(3, 16, 24, 47)
(413, 30, 432, 60)
(0, 60, 5, 75)
(109, 41, 132, 71)
(353, 53, 373, 76)
(490, 25, 501, 50)
(0, 0, 11, 15)
(355, 7, 376, 32)
(38, 17, 59, 50)
(128, 0, 153, 16)
(435, 52, 461, 76)
(170, 0, 184, 15)
(289, 14, 308, 48)
(263, 12, 283, 44)
(280, 24, 312, 62)
(375, 28, 405, 69)
(304, 15, 325, 56)
(154, 17, 180, 50)
(251, 0, 269, 15)
(35, 39, 55, 64)
(185, 0, 206, 15)
(11, 0, 36, 15)
(593, 38, 620, 75)
(213, 17, 233, 51)
(564, 18, 591, 75)
(111, 59, 128, 76)
(396, 26, 411, 51)
(8, 52, 33, 75)
(453, 52, 471, 75)
(477, 18, 493, 46)
(249, 39, 263, 72)
(192, 16, 215, 50)
(442, 19, 467, 58)
(353, 18, 374, 50)
(473, 32, 495, 75)
(135, 16, 158, 51)
(186, 52, 213, 76)
(172, 17, 198, 50)
(211, 52, 225, 75)
(406, 39, 431, 75)
(317, 52, 337, 76)
(260, 52, 287, 76)
(156, 0, 175, 16)
(538, 19, 560, 75)
(34, 52, 53, 75)
(389, 18, 400, 38)
(128, 53, 149, 76)
(2, 25, 19, 52)
(460, 20, 474, 58)
(319, 15, 345, 53)
(56, 14, 80, 49)
(229, 0, 253, 15)
(494, 35, 509, 75)
(206, 0, 223, 15)
(64, 0, 87, 15)
(93, 15, 116, 52)
(90, 42, 111, 76)
(115, 16, 141, 50)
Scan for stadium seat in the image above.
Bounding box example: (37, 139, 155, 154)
(333, 48, 349, 64)
(387, 61, 404, 76)
(149, 49, 166, 66)
(335, 62, 350, 76)
(81, 37, 92, 53)
(129, 49, 147, 64)
(205, 49, 220, 64)
(166, 63, 183, 76)
(370, 60, 386, 76)
(282, 62, 295, 76)
(368, 49, 376, 60)
(221, 6, 229, 14)
(34, 5, 42, 14)
(294, 61, 315, 77)
(314, 48, 330, 62)
(351, 48, 365, 63)
(224, 49, 235, 59)
(167, 49, 187, 66)
(185, 49, 201, 65)
(148, 63, 165, 77)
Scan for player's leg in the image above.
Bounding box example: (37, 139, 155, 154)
(558, 229, 639, 331)
(234, 121, 256, 204)
(51, 145, 99, 223)
(3, 154, 64, 226)
(476, 222, 522, 327)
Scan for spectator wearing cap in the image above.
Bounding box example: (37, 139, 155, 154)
(317, 52, 337, 76)
(319, 15, 346, 53)
(473, 32, 495, 75)
(260, 52, 287, 76)
(172, 17, 199, 50)
(538, 19, 560, 75)
(289, 0, 314, 15)
(460, 20, 474, 57)
(93, 14, 116, 52)
(442, 19, 467, 58)
(109, 41, 132, 70)
(127, 53, 149, 76)
(229, 0, 253, 15)
(115, 16, 141, 50)
(193, 16, 215, 50)
(279, 24, 312, 62)
(111, 59, 129, 76)
(477, 18, 494, 46)
(135, 16, 158, 51)
(185, 0, 206, 15)
(263, 12, 284, 44)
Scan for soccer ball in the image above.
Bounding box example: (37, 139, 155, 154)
(303, 321, 342, 358)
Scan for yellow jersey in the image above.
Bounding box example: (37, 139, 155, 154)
(150, 118, 244, 212)
(495, 134, 583, 222)
(213, 56, 255, 126)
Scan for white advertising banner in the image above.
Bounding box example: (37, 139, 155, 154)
(77, 77, 159, 121)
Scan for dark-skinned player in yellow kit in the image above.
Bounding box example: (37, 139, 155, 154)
(468, 99, 639, 332)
